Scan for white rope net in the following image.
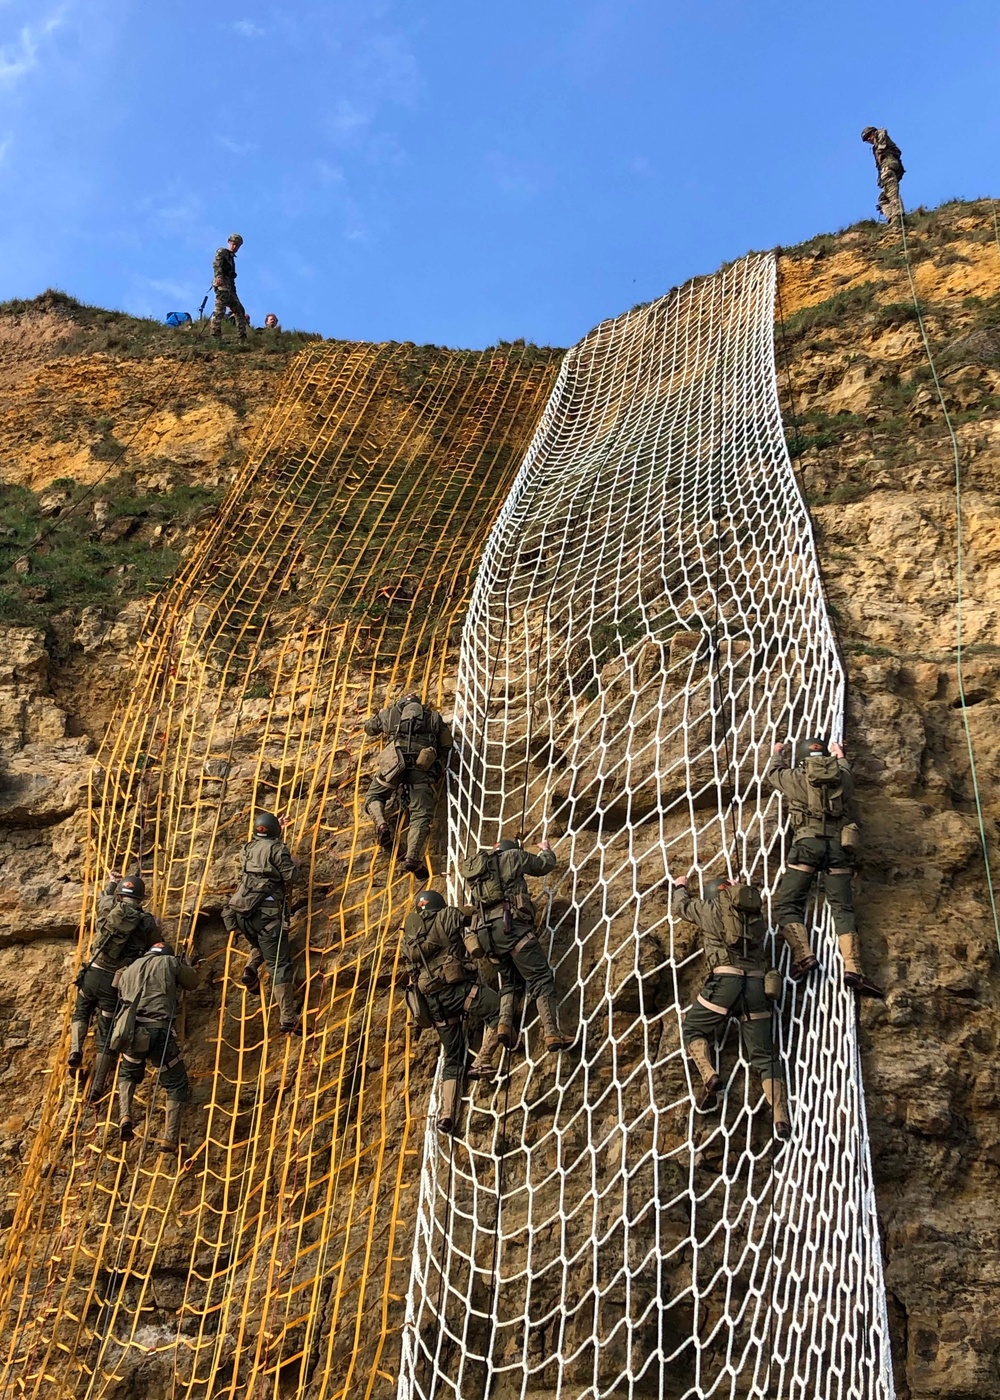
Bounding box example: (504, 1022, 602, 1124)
(399, 253, 895, 1400)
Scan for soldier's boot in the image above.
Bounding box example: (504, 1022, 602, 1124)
(275, 982, 302, 1035)
(688, 1039, 723, 1111)
(158, 1101, 183, 1156)
(437, 1078, 460, 1135)
(762, 1077, 791, 1141)
(118, 1080, 137, 1143)
(467, 1026, 502, 1081)
(88, 1050, 117, 1104)
(536, 996, 574, 1053)
(780, 923, 819, 982)
(375, 823, 392, 851)
(838, 935, 885, 999)
(68, 1022, 85, 1071)
(242, 948, 264, 994)
(401, 854, 430, 880)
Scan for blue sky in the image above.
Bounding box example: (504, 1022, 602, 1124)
(0, 1, 997, 348)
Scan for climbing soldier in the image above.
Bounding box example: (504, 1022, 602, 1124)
(114, 939, 199, 1155)
(401, 890, 503, 1133)
(221, 810, 301, 1033)
(672, 874, 790, 1140)
(363, 692, 454, 879)
(767, 737, 884, 998)
(861, 127, 905, 224)
(210, 232, 247, 342)
(460, 836, 573, 1055)
(69, 872, 158, 1084)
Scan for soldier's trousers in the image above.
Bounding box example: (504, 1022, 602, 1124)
(426, 980, 500, 1083)
(478, 916, 556, 1004)
(364, 769, 436, 861)
(224, 895, 293, 986)
(683, 973, 784, 1083)
(211, 285, 247, 339)
(773, 835, 856, 935)
(118, 1022, 192, 1103)
(877, 168, 904, 223)
(71, 966, 118, 1051)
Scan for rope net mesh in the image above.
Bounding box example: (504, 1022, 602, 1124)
(401, 254, 895, 1399)
(0, 340, 559, 1399)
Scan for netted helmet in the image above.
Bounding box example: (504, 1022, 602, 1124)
(494, 838, 520, 852)
(861, 126, 878, 142)
(803, 736, 829, 756)
(118, 875, 145, 902)
(415, 890, 446, 915)
(229, 233, 244, 248)
(254, 811, 281, 838)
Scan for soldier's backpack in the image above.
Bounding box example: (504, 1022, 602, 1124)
(400, 912, 466, 993)
(461, 850, 509, 910)
(718, 884, 766, 957)
(804, 753, 846, 829)
(94, 901, 146, 966)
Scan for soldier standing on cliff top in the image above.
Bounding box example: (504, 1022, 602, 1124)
(861, 128, 905, 224)
(210, 233, 248, 342)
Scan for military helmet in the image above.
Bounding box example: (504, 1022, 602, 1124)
(414, 890, 446, 915)
(118, 875, 145, 902)
(707, 875, 735, 900)
(229, 232, 244, 248)
(254, 811, 281, 838)
(803, 736, 829, 756)
(400, 692, 422, 704)
(494, 838, 520, 852)
(861, 126, 878, 141)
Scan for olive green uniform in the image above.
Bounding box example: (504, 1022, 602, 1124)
(401, 905, 500, 1083)
(222, 835, 296, 985)
(71, 880, 158, 1053)
(363, 699, 453, 864)
(462, 845, 558, 1011)
(767, 750, 858, 936)
(673, 886, 783, 1084)
(116, 948, 200, 1103)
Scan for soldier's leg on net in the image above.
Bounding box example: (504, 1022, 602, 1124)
(427, 985, 466, 1133)
(258, 898, 300, 1032)
(399, 773, 434, 878)
(117, 1036, 149, 1142)
(739, 980, 790, 1140)
(774, 841, 821, 980)
(151, 1026, 192, 1154)
(363, 776, 393, 850)
(824, 845, 885, 999)
(69, 967, 102, 1068)
(494, 954, 522, 1049)
(511, 929, 573, 1053)
(466, 979, 503, 1081)
(682, 993, 728, 1111)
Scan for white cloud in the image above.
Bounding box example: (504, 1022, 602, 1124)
(0, 10, 65, 88)
(214, 133, 256, 156)
(232, 19, 264, 39)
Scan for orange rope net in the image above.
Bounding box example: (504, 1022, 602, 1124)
(0, 339, 560, 1399)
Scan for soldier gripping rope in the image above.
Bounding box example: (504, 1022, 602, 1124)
(861, 127, 905, 224)
(113, 940, 200, 1155)
(460, 837, 573, 1054)
(767, 737, 885, 999)
(362, 693, 454, 879)
(672, 874, 790, 1140)
(221, 811, 301, 1033)
(69, 873, 158, 1083)
(210, 233, 248, 341)
(401, 890, 504, 1133)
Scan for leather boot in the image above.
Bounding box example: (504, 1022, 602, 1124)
(275, 982, 301, 1034)
(467, 1026, 502, 1081)
(118, 1079, 136, 1142)
(437, 1077, 460, 1134)
(688, 1039, 722, 1111)
(780, 923, 819, 981)
(88, 1049, 117, 1104)
(536, 995, 574, 1053)
(375, 822, 392, 851)
(839, 935, 885, 999)
(68, 1021, 85, 1070)
(401, 854, 430, 880)
(158, 1101, 183, 1155)
(762, 1077, 791, 1141)
(242, 949, 263, 993)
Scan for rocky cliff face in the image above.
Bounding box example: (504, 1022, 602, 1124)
(0, 205, 998, 1396)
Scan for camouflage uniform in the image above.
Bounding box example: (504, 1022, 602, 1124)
(672, 883, 787, 1131)
(461, 843, 572, 1051)
(363, 697, 454, 869)
(116, 945, 200, 1151)
(863, 127, 905, 223)
(71, 878, 157, 1058)
(401, 904, 501, 1086)
(210, 245, 247, 340)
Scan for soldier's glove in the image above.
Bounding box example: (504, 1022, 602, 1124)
(464, 933, 486, 959)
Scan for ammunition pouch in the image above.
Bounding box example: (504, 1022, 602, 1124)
(764, 968, 784, 1001)
(375, 742, 407, 788)
(404, 985, 434, 1030)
